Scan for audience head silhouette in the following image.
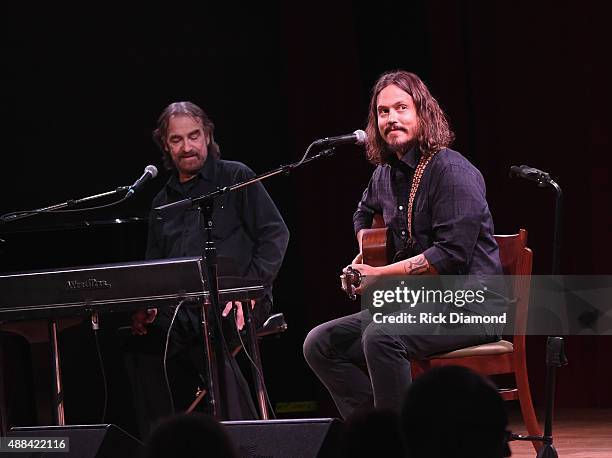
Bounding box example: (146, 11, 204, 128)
(340, 408, 405, 458)
(142, 413, 237, 458)
(401, 365, 510, 458)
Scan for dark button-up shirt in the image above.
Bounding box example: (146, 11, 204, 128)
(353, 147, 502, 276)
(147, 156, 289, 301)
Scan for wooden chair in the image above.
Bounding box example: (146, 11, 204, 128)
(410, 229, 542, 452)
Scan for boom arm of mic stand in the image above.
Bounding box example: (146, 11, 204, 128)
(155, 148, 336, 218)
(0, 186, 132, 223)
(192, 148, 336, 204)
(509, 168, 563, 275)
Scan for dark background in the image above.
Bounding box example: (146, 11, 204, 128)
(1, 0, 611, 434)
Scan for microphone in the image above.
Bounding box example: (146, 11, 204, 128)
(126, 165, 158, 198)
(509, 164, 551, 185)
(313, 129, 367, 148)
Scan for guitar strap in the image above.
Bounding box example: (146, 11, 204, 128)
(407, 151, 436, 242)
(393, 150, 437, 262)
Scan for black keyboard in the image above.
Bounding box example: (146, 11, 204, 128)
(0, 257, 264, 321)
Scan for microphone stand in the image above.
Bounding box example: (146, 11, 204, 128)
(537, 176, 566, 458)
(549, 179, 562, 277)
(155, 146, 337, 418)
(509, 167, 567, 458)
(0, 186, 130, 223)
(0, 184, 131, 426)
(155, 147, 337, 218)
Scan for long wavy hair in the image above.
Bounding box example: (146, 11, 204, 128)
(365, 70, 454, 165)
(152, 101, 221, 170)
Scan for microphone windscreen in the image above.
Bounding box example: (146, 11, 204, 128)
(145, 165, 158, 178)
(354, 129, 367, 145)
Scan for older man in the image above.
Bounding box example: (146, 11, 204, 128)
(126, 101, 289, 437)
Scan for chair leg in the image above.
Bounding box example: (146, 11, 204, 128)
(0, 336, 7, 435)
(515, 353, 543, 452)
(186, 388, 208, 414)
(242, 301, 271, 420)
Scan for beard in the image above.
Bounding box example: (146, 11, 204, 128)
(385, 139, 413, 154)
(383, 137, 419, 162)
(173, 149, 207, 178)
(383, 125, 419, 156)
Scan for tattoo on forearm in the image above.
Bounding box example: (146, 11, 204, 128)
(403, 254, 436, 275)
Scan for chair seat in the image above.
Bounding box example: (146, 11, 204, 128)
(257, 313, 288, 337)
(430, 339, 513, 359)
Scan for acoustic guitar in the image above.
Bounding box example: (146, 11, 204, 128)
(360, 214, 393, 267)
(340, 214, 392, 299)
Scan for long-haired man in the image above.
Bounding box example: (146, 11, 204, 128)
(304, 71, 506, 418)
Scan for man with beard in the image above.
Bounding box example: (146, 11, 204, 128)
(303, 70, 506, 418)
(126, 101, 289, 438)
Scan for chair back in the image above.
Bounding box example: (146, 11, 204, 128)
(494, 229, 533, 341)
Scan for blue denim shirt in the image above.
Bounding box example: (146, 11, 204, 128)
(353, 147, 502, 276)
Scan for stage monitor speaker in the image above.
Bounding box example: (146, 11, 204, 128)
(222, 418, 342, 458)
(5, 423, 142, 458)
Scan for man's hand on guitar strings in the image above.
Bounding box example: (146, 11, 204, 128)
(348, 263, 380, 294)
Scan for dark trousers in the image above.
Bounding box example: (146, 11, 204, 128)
(303, 308, 498, 418)
(124, 339, 256, 439)
(124, 300, 268, 439)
